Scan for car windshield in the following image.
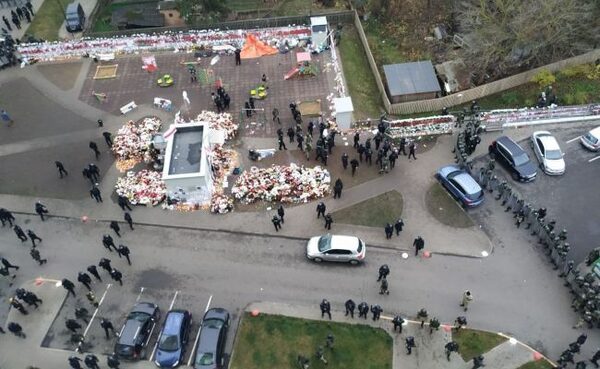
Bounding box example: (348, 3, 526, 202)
(545, 149, 562, 160)
(127, 311, 150, 322)
(158, 334, 179, 351)
(318, 234, 332, 252)
(585, 133, 598, 144)
(466, 190, 483, 201)
(195, 352, 214, 366)
(116, 344, 133, 355)
(513, 153, 530, 166)
(203, 318, 224, 329)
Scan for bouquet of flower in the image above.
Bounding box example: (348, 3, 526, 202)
(112, 117, 162, 171)
(115, 169, 166, 206)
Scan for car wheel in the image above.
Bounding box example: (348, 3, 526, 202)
(349, 260, 359, 265)
(314, 257, 322, 263)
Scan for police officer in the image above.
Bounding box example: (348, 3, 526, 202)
(107, 354, 121, 369)
(87, 265, 102, 281)
(75, 307, 90, 323)
(23, 290, 43, 308)
(320, 299, 331, 319)
(99, 257, 112, 273)
(356, 301, 368, 319)
(384, 223, 393, 239)
(429, 317, 441, 334)
(68, 356, 83, 369)
(341, 153, 349, 169)
(100, 318, 115, 339)
(89, 141, 100, 159)
(118, 244, 132, 265)
(55, 161, 69, 178)
(316, 202, 326, 218)
(109, 221, 121, 237)
(345, 299, 355, 318)
(124, 212, 134, 230)
(472, 355, 485, 369)
(405, 336, 416, 354)
(8, 322, 25, 338)
(102, 234, 117, 252)
(590, 348, 600, 367)
(103, 131, 113, 147)
(272, 215, 281, 231)
(88, 163, 100, 182)
(26, 229, 42, 247)
(66, 319, 82, 332)
(413, 236, 425, 256)
(380, 277, 389, 295)
(117, 195, 132, 211)
(333, 178, 343, 199)
(9, 297, 28, 314)
(62, 278, 76, 296)
(30, 247, 47, 265)
(454, 316, 467, 331)
(417, 308, 428, 328)
(13, 225, 27, 242)
(378, 264, 390, 281)
(78, 272, 93, 291)
(110, 268, 123, 286)
(350, 158, 359, 176)
(392, 315, 404, 332)
(84, 354, 101, 369)
(0, 208, 15, 226)
(371, 304, 382, 321)
(90, 185, 102, 203)
(394, 219, 404, 236)
(445, 341, 459, 361)
(277, 205, 285, 223)
(324, 213, 333, 230)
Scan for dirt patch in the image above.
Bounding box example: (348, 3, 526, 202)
(425, 182, 474, 228)
(37, 62, 84, 91)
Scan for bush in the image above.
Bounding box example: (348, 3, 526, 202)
(562, 93, 576, 105)
(587, 64, 600, 80)
(574, 90, 590, 104)
(531, 69, 556, 87)
(559, 64, 592, 78)
(500, 91, 520, 106)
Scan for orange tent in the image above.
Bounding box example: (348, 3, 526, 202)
(240, 34, 278, 59)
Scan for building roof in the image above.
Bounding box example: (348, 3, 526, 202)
(112, 6, 165, 28)
(310, 16, 327, 26)
(383, 61, 441, 96)
(167, 125, 204, 176)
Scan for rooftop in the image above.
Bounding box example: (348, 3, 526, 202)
(383, 60, 441, 96)
(168, 125, 204, 176)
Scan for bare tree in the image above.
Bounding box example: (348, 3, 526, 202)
(457, 0, 599, 83)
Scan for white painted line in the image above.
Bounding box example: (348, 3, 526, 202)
(589, 155, 600, 162)
(147, 323, 158, 362)
(135, 287, 145, 302)
(566, 136, 581, 143)
(82, 284, 112, 338)
(188, 295, 213, 366)
(168, 291, 180, 310)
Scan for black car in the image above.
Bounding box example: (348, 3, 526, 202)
(489, 136, 537, 182)
(115, 302, 161, 360)
(193, 308, 230, 369)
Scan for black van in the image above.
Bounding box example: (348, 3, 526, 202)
(65, 2, 85, 32)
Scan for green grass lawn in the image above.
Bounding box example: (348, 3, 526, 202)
(338, 25, 382, 119)
(332, 191, 403, 228)
(230, 313, 393, 369)
(453, 328, 507, 362)
(91, 0, 158, 33)
(517, 360, 555, 369)
(228, 0, 268, 12)
(26, 0, 67, 41)
(425, 182, 474, 228)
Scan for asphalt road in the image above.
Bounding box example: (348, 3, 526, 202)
(0, 214, 597, 364)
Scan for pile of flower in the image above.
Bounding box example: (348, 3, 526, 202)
(115, 170, 166, 206)
(198, 111, 238, 141)
(208, 144, 235, 214)
(231, 164, 330, 204)
(112, 117, 162, 171)
(387, 115, 454, 139)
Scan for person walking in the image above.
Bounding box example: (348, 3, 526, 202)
(110, 268, 123, 286)
(379, 277, 389, 295)
(277, 205, 285, 224)
(333, 178, 343, 199)
(86, 291, 99, 308)
(90, 186, 103, 203)
(9, 297, 28, 314)
(344, 299, 355, 318)
(392, 315, 405, 332)
(0, 208, 15, 226)
(89, 141, 100, 159)
(107, 354, 121, 369)
(445, 341, 459, 361)
(78, 272, 93, 291)
(35, 201, 49, 221)
(378, 264, 390, 281)
(124, 212, 134, 230)
(102, 234, 117, 252)
(371, 304, 382, 321)
(384, 223, 394, 239)
(55, 161, 69, 178)
(13, 225, 27, 242)
(2, 16, 12, 31)
(109, 221, 121, 237)
(66, 319, 82, 333)
(590, 349, 600, 367)
(1, 257, 19, 271)
(27, 229, 42, 246)
(84, 354, 101, 369)
(358, 301, 369, 319)
(88, 163, 100, 181)
(75, 307, 90, 323)
(350, 158, 359, 176)
(341, 153, 349, 170)
(320, 299, 331, 319)
(62, 278, 76, 296)
(69, 356, 83, 369)
(117, 244, 131, 265)
(30, 247, 47, 265)
(7, 322, 25, 338)
(103, 132, 113, 147)
(100, 318, 115, 339)
(316, 202, 326, 218)
(394, 219, 404, 236)
(117, 195, 132, 211)
(405, 336, 416, 354)
(271, 215, 281, 232)
(87, 265, 102, 281)
(408, 141, 417, 160)
(1, 109, 14, 126)
(324, 213, 333, 230)
(460, 290, 473, 311)
(99, 257, 112, 273)
(234, 48, 241, 65)
(413, 236, 425, 256)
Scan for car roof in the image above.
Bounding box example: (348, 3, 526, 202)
(162, 311, 186, 336)
(535, 133, 560, 151)
(451, 173, 482, 195)
(118, 320, 144, 345)
(197, 323, 220, 352)
(497, 136, 525, 155)
(330, 235, 360, 251)
(589, 127, 600, 137)
(203, 308, 229, 322)
(132, 302, 158, 315)
(438, 165, 460, 177)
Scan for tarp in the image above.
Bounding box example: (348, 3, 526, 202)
(240, 34, 278, 59)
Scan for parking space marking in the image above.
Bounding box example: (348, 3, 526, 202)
(135, 287, 145, 302)
(566, 136, 581, 143)
(82, 283, 112, 338)
(149, 290, 180, 362)
(188, 294, 213, 366)
(589, 156, 600, 162)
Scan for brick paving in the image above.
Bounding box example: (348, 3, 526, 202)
(79, 51, 337, 138)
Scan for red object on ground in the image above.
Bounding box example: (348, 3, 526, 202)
(284, 67, 299, 80)
(533, 352, 543, 360)
(442, 325, 452, 332)
(423, 250, 431, 258)
(251, 310, 260, 317)
(240, 34, 278, 59)
(35, 277, 44, 286)
(81, 215, 89, 223)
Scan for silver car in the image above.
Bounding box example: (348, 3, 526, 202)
(530, 131, 565, 175)
(306, 234, 365, 265)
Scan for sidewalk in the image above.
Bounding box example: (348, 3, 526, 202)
(244, 301, 546, 369)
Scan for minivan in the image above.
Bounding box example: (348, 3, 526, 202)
(489, 136, 537, 182)
(65, 3, 85, 32)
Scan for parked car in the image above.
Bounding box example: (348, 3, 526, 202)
(193, 308, 230, 369)
(115, 302, 161, 360)
(306, 234, 366, 265)
(155, 309, 192, 368)
(436, 165, 484, 207)
(489, 136, 537, 182)
(580, 126, 600, 151)
(530, 131, 565, 175)
(65, 2, 85, 32)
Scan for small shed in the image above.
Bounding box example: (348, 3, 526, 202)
(383, 61, 441, 103)
(310, 16, 328, 48)
(157, 0, 184, 27)
(333, 96, 353, 130)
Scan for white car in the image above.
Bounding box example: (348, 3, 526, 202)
(581, 126, 600, 151)
(306, 234, 365, 265)
(531, 131, 565, 175)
